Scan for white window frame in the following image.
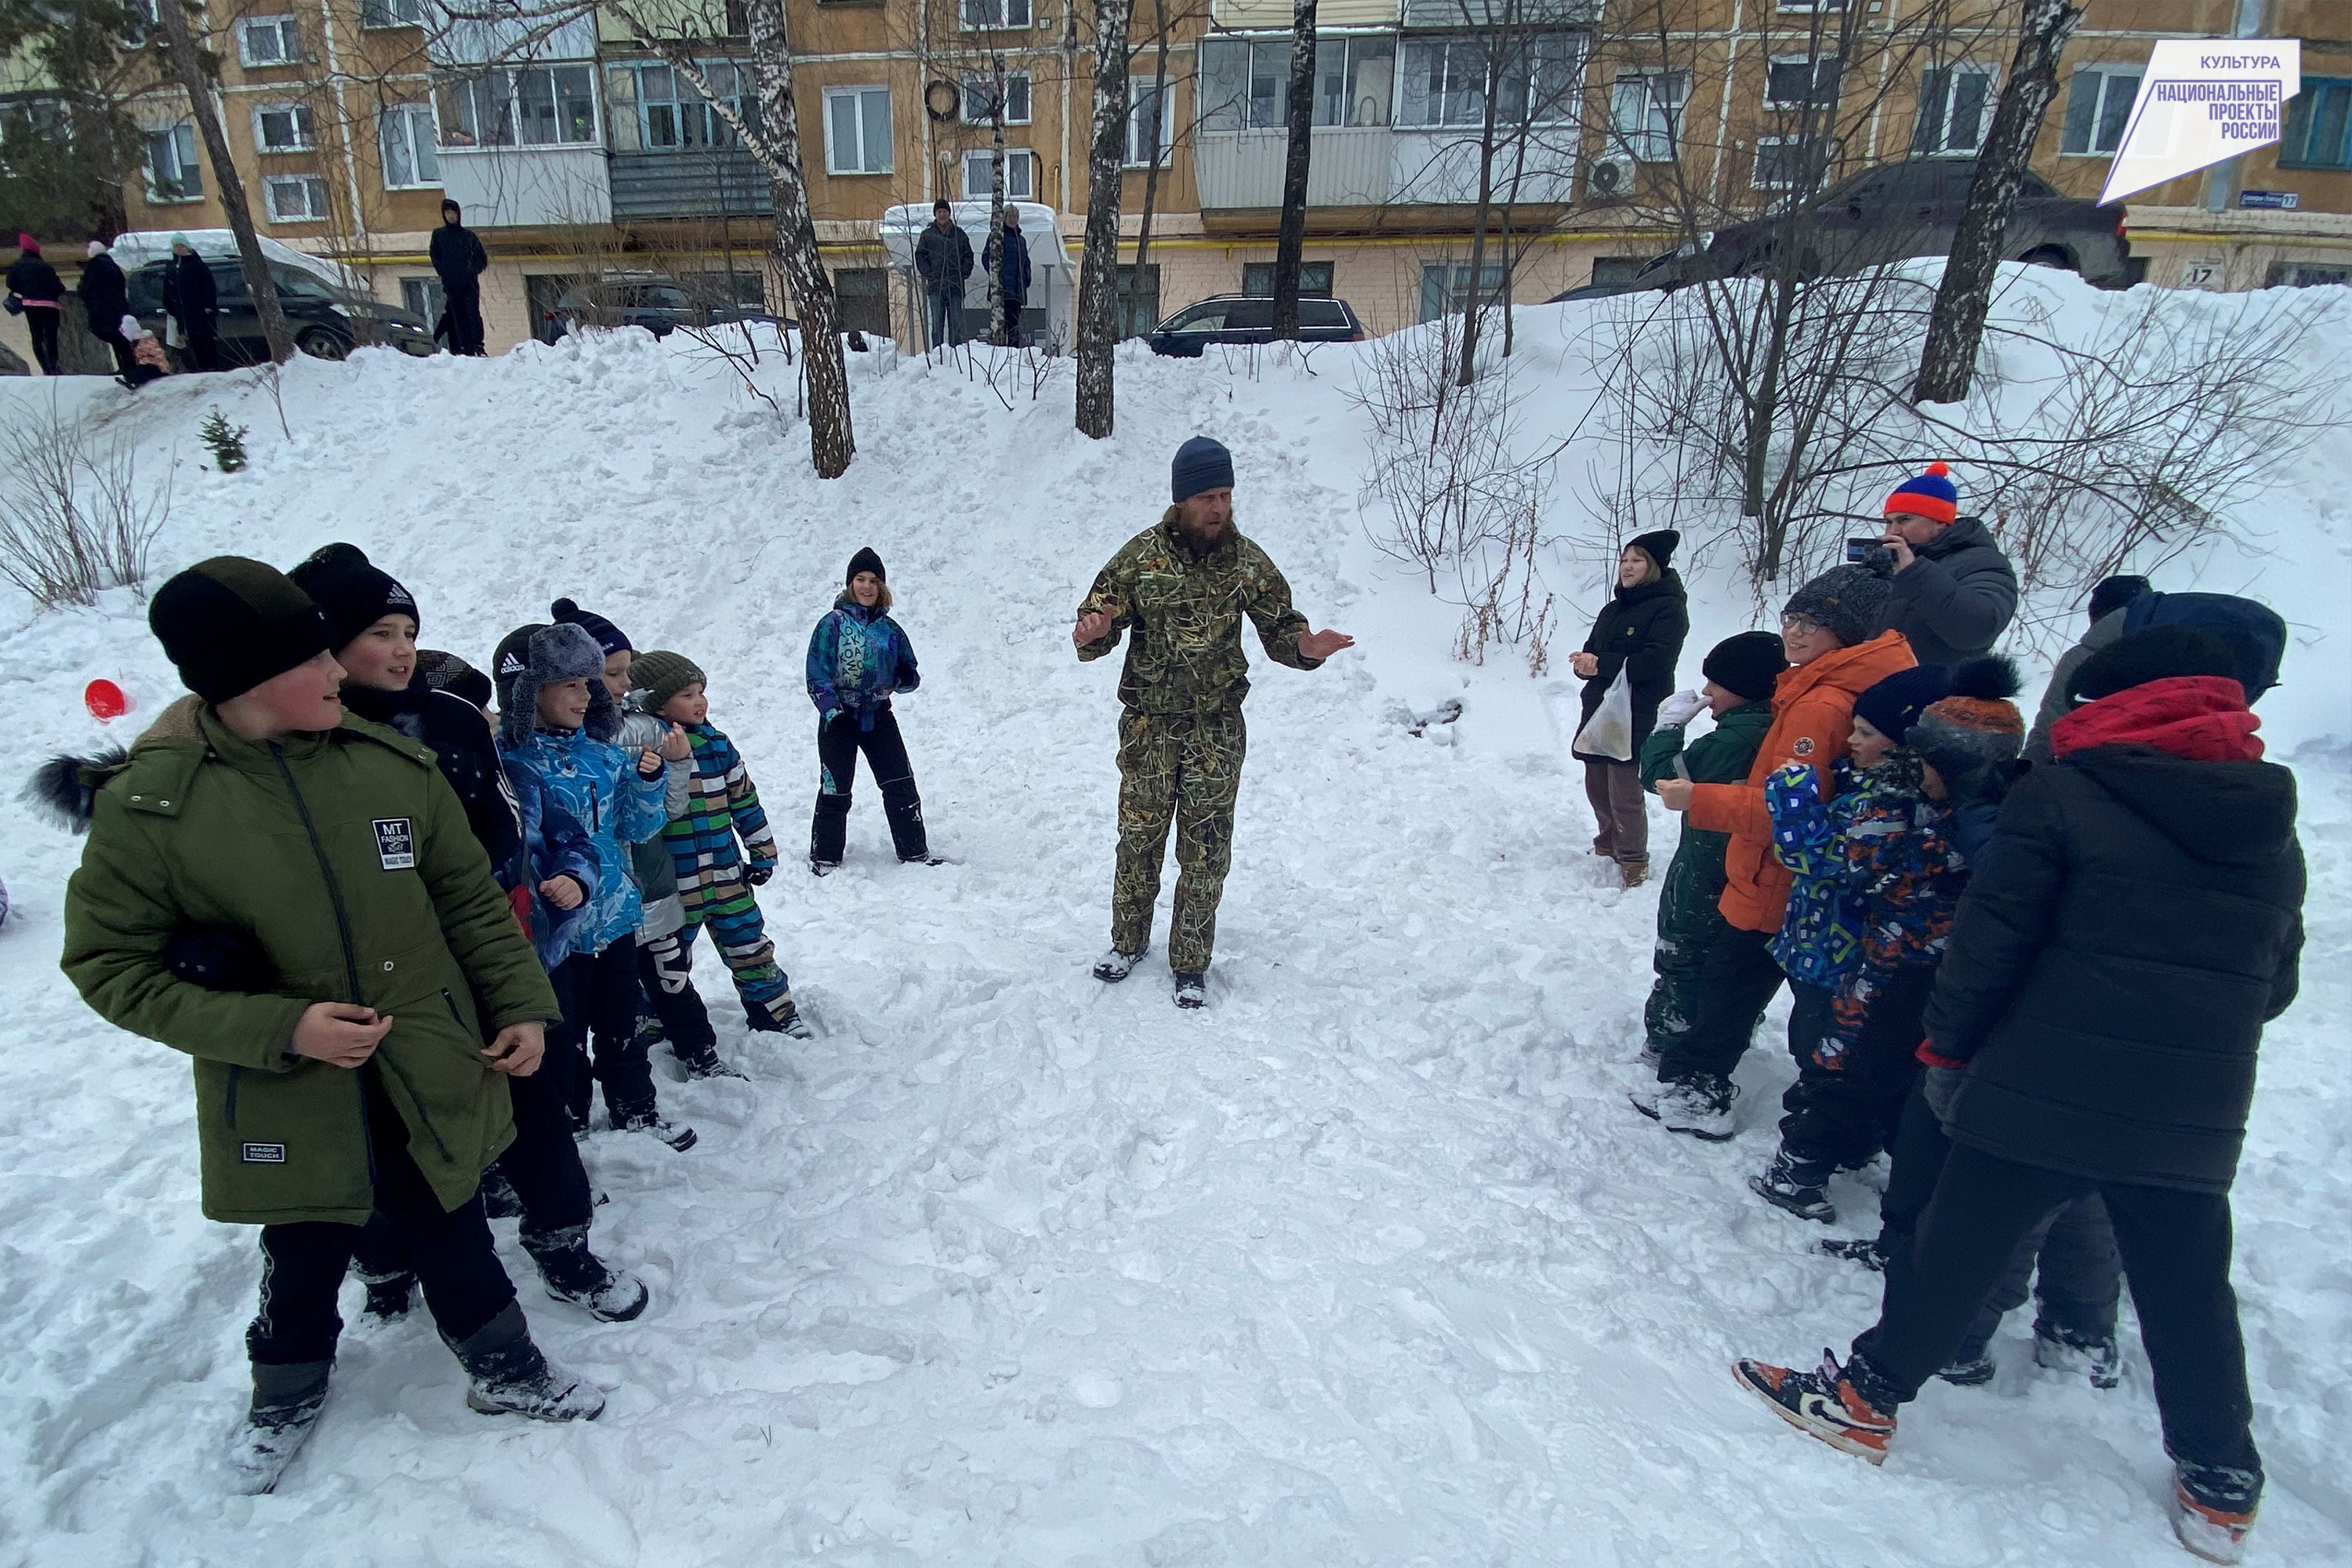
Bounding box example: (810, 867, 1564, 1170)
(1763, 54, 1840, 112)
(1396, 34, 1583, 129)
(608, 60, 753, 151)
(434, 64, 601, 150)
(253, 101, 317, 153)
(959, 0, 1031, 31)
(1915, 61, 1998, 156)
(1609, 71, 1686, 162)
(961, 69, 1031, 125)
(2060, 64, 2141, 157)
(238, 14, 303, 66)
(960, 147, 1034, 199)
(263, 172, 332, 223)
(1124, 75, 1173, 167)
(1774, 0, 1843, 9)
(379, 103, 439, 189)
(143, 122, 202, 201)
(822, 84, 892, 174)
(361, 0, 425, 27)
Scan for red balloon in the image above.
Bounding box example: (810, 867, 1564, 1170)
(85, 679, 129, 722)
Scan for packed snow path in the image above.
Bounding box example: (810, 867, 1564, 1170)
(1, 317, 2347, 1565)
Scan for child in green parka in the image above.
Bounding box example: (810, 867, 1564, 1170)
(1636, 632, 1788, 1065)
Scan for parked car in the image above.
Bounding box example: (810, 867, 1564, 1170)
(549, 274, 778, 339)
(1632, 158, 2137, 290)
(1548, 281, 1639, 303)
(124, 257, 435, 366)
(1146, 293, 1367, 357)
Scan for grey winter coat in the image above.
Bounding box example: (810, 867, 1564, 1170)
(616, 702, 692, 941)
(915, 222, 973, 292)
(1881, 516, 2020, 667)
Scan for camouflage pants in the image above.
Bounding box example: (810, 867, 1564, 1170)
(1112, 705, 1247, 974)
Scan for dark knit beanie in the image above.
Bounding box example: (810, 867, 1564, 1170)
(148, 556, 336, 703)
(2085, 574, 2150, 626)
(1626, 529, 1679, 572)
(550, 597, 631, 659)
(416, 648, 492, 709)
(1911, 656, 2024, 779)
(629, 649, 706, 714)
(2070, 626, 2240, 705)
(1171, 435, 1236, 503)
(287, 543, 418, 649)
(846, 546, 885, 586)
(1783, 561, 1893, 648)
(1700, 630, 1787, 702)
(1853, 663, 1951, 745)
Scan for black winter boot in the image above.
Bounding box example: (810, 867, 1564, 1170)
(1748, 1145, 1836, 1223)
(228, 1359, 332, 1494)
(356, 1268, 416, 1322)
(448, 1301, 605, 1421)
(479, 1167, 523, 1221)
(878, 775, 929, 862)
(1936, 1334, 1998, 1386)
(524, 1226, 651, 1323)
(744, 993, 813, 1040)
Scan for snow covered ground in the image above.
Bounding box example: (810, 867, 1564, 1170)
(2, 283, 2347, 1566)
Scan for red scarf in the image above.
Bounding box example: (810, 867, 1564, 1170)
(2051, 676, 2263, 763)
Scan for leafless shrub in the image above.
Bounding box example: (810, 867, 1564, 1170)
(0, 395, 175, 608)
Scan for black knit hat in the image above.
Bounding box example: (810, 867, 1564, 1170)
(1700, 630, 1787, 702)
(148, 556, 336, 703)
(1783, 561, 1893, 648)
(287, 542, 418, 649)
(846, 546, 885, 586)
(1626, 529, 1679, 572)
(628, 649, 706, 715)
(2085, 574, 2150, 626)
(2070, 626, 2240, 705)
(416, 648, 492, 710)
(1853, 663, 1951, 745)
(550, 597, 631, 659)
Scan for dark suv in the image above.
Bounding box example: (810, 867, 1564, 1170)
(550, 275, 778, 339)
(1147, 294, 1367, 356)
(125, 258, 435, 365)
(1635, 159, 2136, 289)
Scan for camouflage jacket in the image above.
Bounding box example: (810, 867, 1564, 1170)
(1076, 510, 1322, 713)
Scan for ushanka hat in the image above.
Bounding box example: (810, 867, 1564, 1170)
(492, 621, 616, 744)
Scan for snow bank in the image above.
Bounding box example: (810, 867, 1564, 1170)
(0, 287, 2346, 1564)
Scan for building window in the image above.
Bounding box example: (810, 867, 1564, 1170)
(2058, 65, 2140, 157)
(961, 147, 1034, 198)
(960, 0, 1030, 29)
(435, 65, 599, 149)
(143, 122, 202, 201)
(1241, 260, 1334, 296)
(1397, 34, 1582, 129)
(606, 60, 754, 151)
(1126, 77, 1173, 166)
(1199, 36, 1396, 132)
(263, 173, 332, 222)
(2279, 78, 2352, 170)
(401, 276, 446, 323)
(962, 70, 1030, 125)
(1117, 262, 1161, 336)
(1763, 55, 1841, 112)
(1775, 0, 1842, 9)
(1912, 62, 1996, 156)
(823, 85, 891, 173)
(1751, 134, 1831, 190)
(238, 15, 303, 66)
(360, 0, 425, 27)
(254, 102, 317, 153)
(379, 103, 439, 188)
(2267, 262, 2348, 288)
(1419, 260, 1504, 321)
(1609, 71, 1686, 162)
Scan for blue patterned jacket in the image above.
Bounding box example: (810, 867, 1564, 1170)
(499, 725, 668, 956)
(1765, 758, 1867, 989)
(807, 597, 920, 731)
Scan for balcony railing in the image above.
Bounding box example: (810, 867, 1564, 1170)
(609, 148, 773, 221)
(1195, 125, 1578, 211)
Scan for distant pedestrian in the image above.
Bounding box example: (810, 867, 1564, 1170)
(78, 239, 136, 383)
(1874, 463, 2019, 666)
(985, 206, 1031, 346)
(6, 233, 65, 375)
(915, 198, 973, 352)
(1570, 531, 1689, 888)
(162, 234, 220, 371)
(431, 200, 489, 355)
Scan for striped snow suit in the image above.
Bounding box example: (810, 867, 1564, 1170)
(666, 721, 789, 1011)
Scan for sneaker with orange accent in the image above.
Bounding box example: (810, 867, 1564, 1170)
(2170, 1464, 2260, 1564)
(1732, 1350, 1896, 1465)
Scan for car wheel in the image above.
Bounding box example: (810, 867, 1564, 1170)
(2019, 245, 2075, 272)
(296, 326, 349, 361)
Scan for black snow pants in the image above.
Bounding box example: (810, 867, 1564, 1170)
(1778, 965, 1935, 1170)
(548, 935, 655, 1125)
(638, 931, 718, 1058)
(811, 707, 928, 864)
(1655, 924, 1831, 1084)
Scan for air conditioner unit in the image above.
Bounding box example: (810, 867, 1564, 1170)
(1587, 154, 1636, 201)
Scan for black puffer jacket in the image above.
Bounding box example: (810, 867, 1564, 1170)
(162, 252, 216, 330)
(7, 252, 64, 303)
(1572, 571, 1689, 761)
(1929, 731, 2304, 1194)
(341, 674, 521, 887)
(78, 251, 129, 330)
(1882, 515, 2019, 666)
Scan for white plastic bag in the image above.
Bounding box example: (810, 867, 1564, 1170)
(1573, 667, 1635, 760)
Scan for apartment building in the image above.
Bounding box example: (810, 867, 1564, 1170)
(49, 0, 2352, 354)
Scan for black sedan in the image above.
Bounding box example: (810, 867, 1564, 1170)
(125, 256, 435, 366)
(1147, 294, 1367, 357)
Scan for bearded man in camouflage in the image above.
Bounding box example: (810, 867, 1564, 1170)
(1073, 435, 1355, 1009)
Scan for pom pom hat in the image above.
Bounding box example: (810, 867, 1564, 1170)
(1884, 461, 1958, 525)
(1911, 655, 2026, 779)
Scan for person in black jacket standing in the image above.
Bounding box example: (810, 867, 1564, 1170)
(77, 239, 136, 383)
(985, 206, 1031, 346)
(431, 200, 490, 356)
(915, 199, 974, 351)
(1731, 624, 2305, 1566)
(1570, 531, 1688, 887)
(161, 234, 220, 371)
(6, 233, 65, 374)
(1875, 463, 2020, 666)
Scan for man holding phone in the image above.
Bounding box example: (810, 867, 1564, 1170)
(1871, 463, 2019, 666)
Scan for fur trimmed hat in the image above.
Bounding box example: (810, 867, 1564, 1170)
(1783, 560, 1893, 648)
(628, 649, 706, 716)
(1911, 655, 2025, 779)
(550, 597, 631, 659)
(288, 542, 419, 649)
(1884, 461, 1958, 525)
(1700, 630, 1787, 702)
(492, 621, 616, 744)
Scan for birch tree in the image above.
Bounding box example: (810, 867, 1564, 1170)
(1073, 0, 1134, 438)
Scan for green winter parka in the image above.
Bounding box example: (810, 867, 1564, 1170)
(1076, 509, 1323, 714)
(1640, 699, 1777, 940)
(60, 696, 560, 1225)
